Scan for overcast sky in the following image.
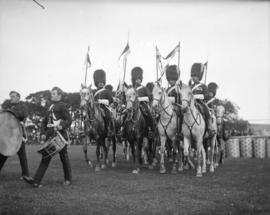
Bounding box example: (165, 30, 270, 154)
(0, 0, 269, 123)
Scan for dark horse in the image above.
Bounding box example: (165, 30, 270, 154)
(123, 87, 151, 173)
(80, 85, 116, 171)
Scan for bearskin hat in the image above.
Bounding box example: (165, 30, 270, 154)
(208, 82, 218, 96)
(93, 69, 106, 87)
(165, 65, 178, 81)
(191, 63, 204, 81)
(131, 67, 143, 85)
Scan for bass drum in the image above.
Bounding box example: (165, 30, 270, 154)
(0, 111, 23, 156)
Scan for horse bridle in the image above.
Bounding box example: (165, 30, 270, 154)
(153, 89, 173, 117)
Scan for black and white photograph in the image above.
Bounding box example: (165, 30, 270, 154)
(0, 0, 269, 214)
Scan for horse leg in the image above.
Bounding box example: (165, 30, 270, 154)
(142, 137, 149, 165)
(101, 138, 108, 169)
(132, 137, 142, 174)
(171, 139, 178, 174)
(95, 140, 101, 171)
(82, 136, 93, 167)
(196, 144, 203, 177)
(219, 138, 226, 164)
(159, 135, 166, 174)
(152, 136, 158, 167)
(201, 145, 207, 174)
(147, 138, 154, 170)
(0, 154, 8, 172)
(112, 136, 117, 168)
(209, 136, 216, 173)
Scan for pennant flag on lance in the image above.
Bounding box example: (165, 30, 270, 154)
(163, 43, 180, 60)
(118, 43, 130, 60)
(85, 46, 91, 68)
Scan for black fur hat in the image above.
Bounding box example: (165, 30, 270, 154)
(191, 63, 204, 81)
(93, 69, 106, 87)
(131, 67, 143, 86)
(208, 82, 218, 96)
(165, 65, 178, 81)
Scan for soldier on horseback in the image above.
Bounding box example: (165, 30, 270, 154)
(206, 82, 219, 109)
(188, 63, 215, 136)
(93, 69, 114, 137)
(165, 65, 183, 139)
(131, 67, 154, 138)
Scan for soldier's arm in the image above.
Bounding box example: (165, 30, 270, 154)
(1, 100, 12, 110)
(59, 103, 72, 129)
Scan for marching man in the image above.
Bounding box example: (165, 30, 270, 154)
(29, 87, 72, 188)
(0, 91, 33, 183)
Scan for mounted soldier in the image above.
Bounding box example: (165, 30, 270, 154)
(131, 66, 154, 138)
(165, 65, 183, 139)
(206, 82, 219, 109)
(188, 63, 215, 136)
(93, 69, 114, 137)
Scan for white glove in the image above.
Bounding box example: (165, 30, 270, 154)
(194, 94, 204, 100)
(98, 99, 109, 105)
(138, 97, 149, 102)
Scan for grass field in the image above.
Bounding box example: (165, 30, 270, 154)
(1, 145, 270, 215)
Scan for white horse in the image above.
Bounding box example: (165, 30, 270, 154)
(178, 83, 206, 177)
(152, 83, 184, 174)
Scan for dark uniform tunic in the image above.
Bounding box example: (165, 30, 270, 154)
(134, 84, 154, 132)
(0, 100, 30, 177)
(93, 87, 114, 135)
(33, 100, 72, 185)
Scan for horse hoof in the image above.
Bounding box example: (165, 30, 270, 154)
(132, 169, 140, 174)
(168, 158, 173, 162)
(206, 160, 210, 165)
(184, 164, 190, 170)
(215, 162, 219, 168)
(101, 164, 106, 169)
(87, 161, 93, 168)
(171, 168, 177, 174)
(160, 168, 166, 174)
(106, 159, 110, 165)
(210, 166, 214, 173)
(202, 168, 207, 174)
(148, 165, 154, 170)
(112, 162, 116, 168)
(178, 167, 183, 172)
(196, 173, 202, 177)
(95, 166, 101, 172)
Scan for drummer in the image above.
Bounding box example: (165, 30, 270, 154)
(0, 90, 34, 184)
(30, 87, 72, 188)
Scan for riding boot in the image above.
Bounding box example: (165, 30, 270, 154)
(176, 113, 183, 141)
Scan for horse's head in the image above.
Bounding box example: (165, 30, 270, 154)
(80, 84, 93, 108)
(152, 83, 163, 111)
(179, 83, 193, 112)
(125, 87, 137, 110)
